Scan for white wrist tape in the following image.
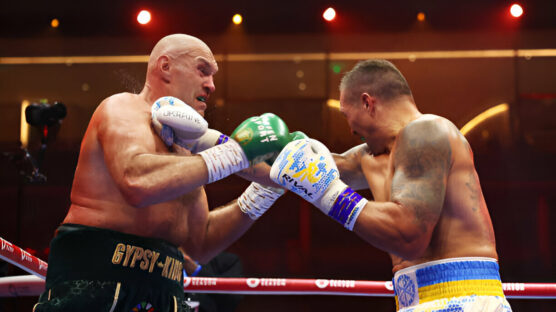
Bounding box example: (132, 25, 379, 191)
(238, 182, 285, 220)
(199, 140, 249, 184)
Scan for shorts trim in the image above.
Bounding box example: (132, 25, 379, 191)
(108, 282, 121, 312)
(393, 257, 505, 310)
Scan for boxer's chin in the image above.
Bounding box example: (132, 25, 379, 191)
(194, 102, 207, 117)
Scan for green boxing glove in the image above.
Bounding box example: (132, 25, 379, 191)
(198, 114, 305, 184)
(263, 130, 309, 165)
(289, 130, 308, 141)
(231, 113, 295, 165)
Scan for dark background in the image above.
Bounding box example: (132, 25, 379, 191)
(1, 0, 555, 311)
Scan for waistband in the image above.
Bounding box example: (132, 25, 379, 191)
(393, 257, 504, 310)
(46, 223, 184, 292)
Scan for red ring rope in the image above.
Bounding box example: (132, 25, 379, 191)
(182, 277, 556, 299)
(0, 237, 47, 279)
(1, 236, 555, 299)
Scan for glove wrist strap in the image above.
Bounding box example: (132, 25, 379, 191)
(330, 188, 367, 231)
(319, 180, 367, 231)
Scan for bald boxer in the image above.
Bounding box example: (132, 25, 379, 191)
(271, 60, 512, 311)
(34, 34, 292, 312)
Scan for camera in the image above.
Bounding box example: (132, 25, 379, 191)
(25, 101, 67, 127)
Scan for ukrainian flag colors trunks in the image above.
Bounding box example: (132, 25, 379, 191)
(393, 257, 512, 312)
(34, 223, 189, 312)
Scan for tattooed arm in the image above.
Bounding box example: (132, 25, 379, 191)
(352, 119, 452, 260)
(332, 144, 370, 190)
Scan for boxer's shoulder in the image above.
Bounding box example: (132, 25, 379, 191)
(99, 92, 146, 111)
(393, 116, 453, 171)
(93, 93, 149, 123)
(399, 114, 454, 146)
(406, 114, 461, 137)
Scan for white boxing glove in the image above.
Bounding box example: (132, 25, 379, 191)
(270, 139, 367, 230)
(151, 96, 231, 153)
(238, 182, 285, 220)
(151, 96, 208, 146)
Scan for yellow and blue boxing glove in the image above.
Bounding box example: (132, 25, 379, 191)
(270, 139, 367, 230)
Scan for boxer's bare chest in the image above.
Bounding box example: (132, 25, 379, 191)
(361, 153, 392, 201)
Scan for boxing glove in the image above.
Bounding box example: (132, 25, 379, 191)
(151, 96, 232, 153)
(270, 138, 367, 230)
(151, 96, 208, 147)
(199, 113, 293, 183)
(230, 113, 294, 165)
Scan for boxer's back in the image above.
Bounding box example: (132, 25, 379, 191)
(63, 93, 208, 247)
(366, 115, 498, 272)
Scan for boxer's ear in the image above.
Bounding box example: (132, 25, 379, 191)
(361, 93, 375, 116)
(157, 55, 171, 83)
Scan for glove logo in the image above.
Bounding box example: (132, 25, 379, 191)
(281, 174, 313, 199)
(292, 158, 321, 183)
(234, 128, 254, 146)
(274, 141, 338, 201)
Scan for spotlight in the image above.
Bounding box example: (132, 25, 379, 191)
(137, 10, 151, 25)
(50, 18, 59, 28)
(417, 12, 425, 22)
(232, 13, 243, 25)
(323, 7, 336, 22)
(510, 3, 523, 18)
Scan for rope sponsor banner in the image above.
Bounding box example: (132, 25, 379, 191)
(0, 237, 47, 279)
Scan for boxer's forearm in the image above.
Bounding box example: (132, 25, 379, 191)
(235, 162, 281, 188)
(118, 153, 209, 207)
(193, 201, 254, 263)
(353, 200, 432, 260)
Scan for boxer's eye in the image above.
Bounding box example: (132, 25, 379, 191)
(198, 65, 211, 76)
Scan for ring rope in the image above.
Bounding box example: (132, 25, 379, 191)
(1, 236, 555, 299)
(0, 237, 47, 279)
(0, 275, 555, 299)
(181, 277, 556, 299)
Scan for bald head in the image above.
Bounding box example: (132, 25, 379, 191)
(141, 34, 218, 115)
(147, 34, 214, 72)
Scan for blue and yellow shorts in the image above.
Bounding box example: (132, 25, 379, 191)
(393, 257, 512, 312)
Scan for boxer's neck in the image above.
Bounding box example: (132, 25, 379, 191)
(380, 99, 422, 154)
(139, 83, 163, 107)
